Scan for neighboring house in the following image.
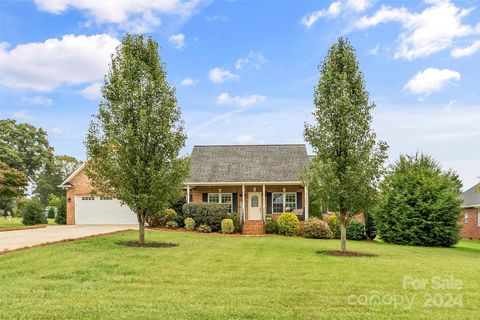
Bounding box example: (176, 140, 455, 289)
(459, 183, 480, 240)
(59, 144, 311, 234)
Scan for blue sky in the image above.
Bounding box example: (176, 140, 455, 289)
(0, 0, 479, 189)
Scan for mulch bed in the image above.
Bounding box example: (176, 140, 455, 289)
(317, 250, 376, 257)
(115, 241, 178, 248)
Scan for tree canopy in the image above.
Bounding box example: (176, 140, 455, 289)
(375, 153, 462, 247)
(0, 161, 28, 215)
(85, 34, 189, 243)
(304, 37, 388, 253)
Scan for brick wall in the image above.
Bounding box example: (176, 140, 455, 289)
(459, 207, 480, 240)
(65, 169, 94, 225)
(189, 185, 304, 220)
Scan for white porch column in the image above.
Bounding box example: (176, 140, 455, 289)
(304, 185, 309, 220)
(242, 184, 246, 222)
(186, 185, 190, 203)
(282, 188, 286, 212)
(262, 184, 266, 220)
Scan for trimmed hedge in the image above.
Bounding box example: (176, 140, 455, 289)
(184, 217, 196, 231)
(147, 208, 176, 227)
(165, 220, 178, 230)
(221, 219, 234, 234)
(22, 200, 47, 226)
(347, 220, 367, 240)
(197, 224, 211, 233)
(55, 198, 66, 225)
(277, 212, 300, 236)
(265, 220, 278, 234)
(327, 215, 341, 239)
(303, 218, 333, 239)
(225, 212, 242, 233)
(182, 203, 229, 232)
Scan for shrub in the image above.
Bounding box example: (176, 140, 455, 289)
(22, 200, 47, 226)
(375, 153, 462, 247)
(364, 211, 376, 240)
(347, 220, 367, 240)
(225, 212, 242, 233)
(165, 220, 178, 230)
(184, 217, 196, 231)
(47, 207, 56, 219)
(55, 198, 66, 225)
(182, 203, 229, 232)
(327, 215, 341, 239)
(265, 220, 278, 234)
(171, 214, 184, 228)
(221, 219, 234, 234)
(197, 224, 211, 233)
(277, 212, 300, 236)
(303, 218, 333, 239)
(147, 208, 177, 227)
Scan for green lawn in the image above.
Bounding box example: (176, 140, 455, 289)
(0, 231, 479, 319)
(0, 217, 55, 230)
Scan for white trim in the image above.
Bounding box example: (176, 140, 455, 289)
(185, 181, 302, 186)
(304, 185, 309, 220)
(262, 184, 266, 220)
(462, 204, 480, 208)
(242, 185, 246, 222)
(272, 192, 296, 214)
(58, 162, 86, 187)
(186, 186, 190, 203)
(208, 192, 233, 212)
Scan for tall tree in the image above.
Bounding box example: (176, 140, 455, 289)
(0, 161, 28, 215)
(0, 119, 54, 181)
(33, 155, 81, 205)
(304, 37, 388, 253)
(85, 34, 188, 244)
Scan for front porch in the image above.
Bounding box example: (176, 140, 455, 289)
(185, 183, 309, 235)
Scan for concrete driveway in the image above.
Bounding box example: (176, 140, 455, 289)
(0, 225, 137, 253)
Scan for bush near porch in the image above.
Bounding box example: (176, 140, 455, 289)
(182, 203, 229, 232)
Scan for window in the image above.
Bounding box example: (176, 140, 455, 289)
(272, 193, 283, 213)
(251, 195, 259, 207)
(100, 196, 113, 200)
(464, 212, 468, 223)
(272, 192, 297, 213)
(82, 196, 95, 200)
(208, 193, 233, 212)
(285, 193, 296, 212)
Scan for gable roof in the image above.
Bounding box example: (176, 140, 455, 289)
(460, 183, 480, 207)
(186, 144, 309, 184)
(58, 162, 86, 188)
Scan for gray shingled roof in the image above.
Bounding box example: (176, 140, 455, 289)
(186, 144, 309, 183)
(460, 183, 480, 207)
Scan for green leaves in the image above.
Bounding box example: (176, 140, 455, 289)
(304, 37, 388, 219)
(84, 34, 188, 232)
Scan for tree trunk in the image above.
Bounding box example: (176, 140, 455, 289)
(137, 212, 146, 244)
(340, 213, 347, 253)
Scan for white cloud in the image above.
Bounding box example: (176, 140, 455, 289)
(180, 77, 198, 86)
(234, 51, 268, 70)
(301, 1, 341, 29)
(451, 39, 480, 57)
(0, 34, 119, 91)
(216, 92, 266, 107)
(51, 127, 62, 135)
(80, 82, 102, 100)
(169, 33, 185, 50)
(355, 1, 475, 60)
(404, 68, 460, 95)
(34, 0, 202, 32)
(368, 44, 380, 55)
(234, 134, 264, 144)
(12, 110, 32, 121)
(20, 95, 53, 106)
(208, 67, 239, 84)
(346, 0, 371, 12)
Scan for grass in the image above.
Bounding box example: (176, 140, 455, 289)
(0, 217, 56, 230)
(0, 231, 479, 319)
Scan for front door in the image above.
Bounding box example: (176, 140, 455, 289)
(248, 192, 262, 220)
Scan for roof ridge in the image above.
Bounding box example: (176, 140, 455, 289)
(194, 144, 306, 147)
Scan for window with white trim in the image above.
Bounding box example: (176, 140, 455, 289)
(82, 196, 95, 200)
(208, 193, 233, 213)
(272, 192, 297, 213)
(464, 212, 468, 223)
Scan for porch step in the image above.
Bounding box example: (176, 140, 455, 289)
(242, 221, 265, 235)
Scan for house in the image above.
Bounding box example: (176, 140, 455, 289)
(459, 183, 480, 240)
(59, 144, 311, 234)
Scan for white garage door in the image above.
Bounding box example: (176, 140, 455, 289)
(75, 196, 138, 224)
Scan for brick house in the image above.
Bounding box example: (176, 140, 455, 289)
(459, 183, 480, 240)
(59, 144, 311, 234)
(185, 145, 310, 234)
